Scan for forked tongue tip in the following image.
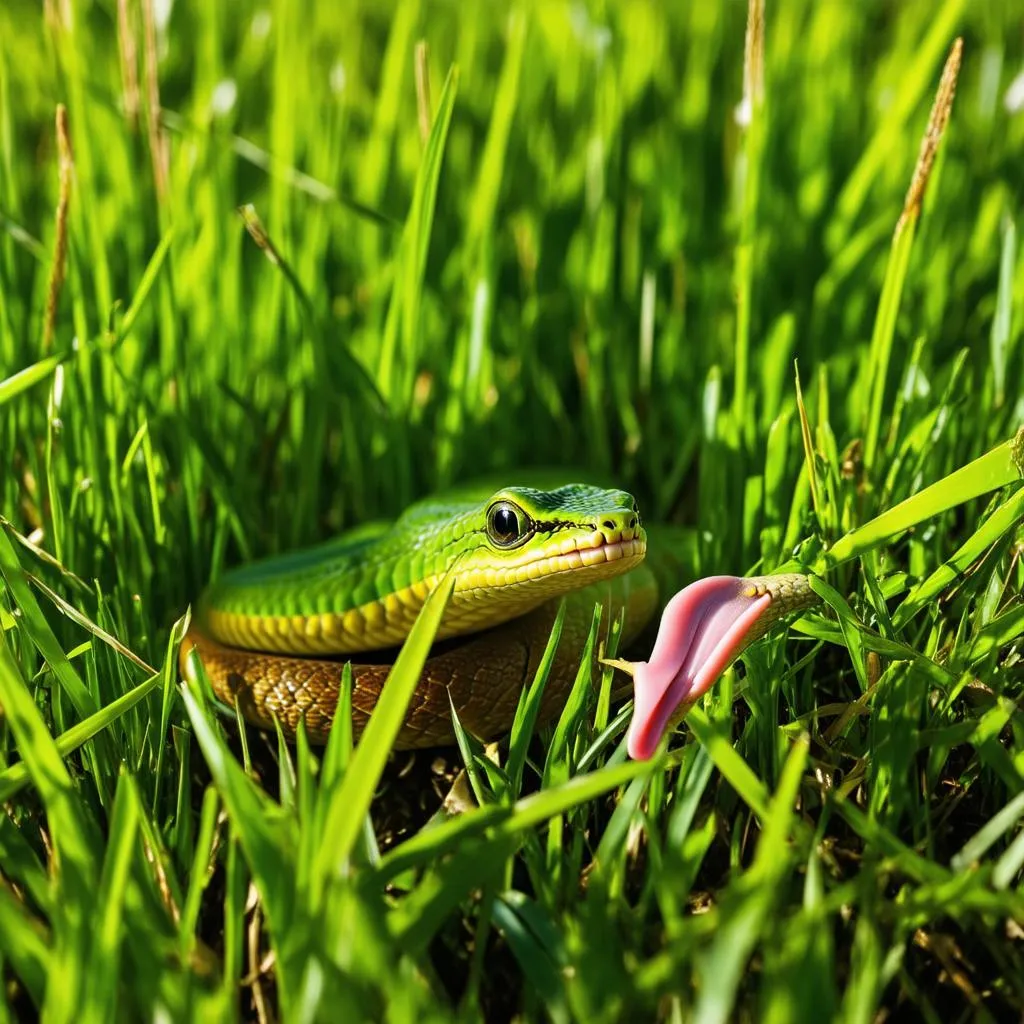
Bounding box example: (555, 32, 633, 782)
(626, 576, 773, 760)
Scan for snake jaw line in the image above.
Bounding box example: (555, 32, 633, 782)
(473, 534, 646, 582)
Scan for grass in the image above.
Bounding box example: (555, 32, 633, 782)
(1, 0, 1023, 1019)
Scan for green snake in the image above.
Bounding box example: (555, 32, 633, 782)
(180, 483, 818, 750)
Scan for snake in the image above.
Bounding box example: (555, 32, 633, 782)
(179, 483, 819, 750)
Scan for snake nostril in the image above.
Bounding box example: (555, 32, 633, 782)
(629, 516, 637, 530)
(602, 519, 615, 530)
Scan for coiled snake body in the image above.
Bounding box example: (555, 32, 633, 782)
(180, 483, 812, 748)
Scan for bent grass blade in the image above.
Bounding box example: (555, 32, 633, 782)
(311, 566, 458, 895)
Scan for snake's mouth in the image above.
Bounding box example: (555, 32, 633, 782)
(626, 576, 774, 761)
(537, 533, 646, 573)
(462, 524, 647, 593)
(480, 530, 647, 589)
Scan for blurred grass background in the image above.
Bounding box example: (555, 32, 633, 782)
(1, 0, 1023, 1020)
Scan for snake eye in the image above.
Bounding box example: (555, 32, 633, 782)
(486, 501, 531, 549)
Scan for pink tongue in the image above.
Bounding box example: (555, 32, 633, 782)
(626, 576, 772, 760)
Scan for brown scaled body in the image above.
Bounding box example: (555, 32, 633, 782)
(179, 568, 659, 748)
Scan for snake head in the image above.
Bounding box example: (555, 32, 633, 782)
(442, 485, 648, 624)
(626, 574, 815, 760)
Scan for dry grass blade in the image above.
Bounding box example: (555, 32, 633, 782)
(732, 0, 767, 429)
(43, 105, 73, 353)
(794, 363, 823, 525)
(743, 0, 765, 111)
(415, 41, 432, 145)
(117, 0, 141, 129)
(0, 517, 89, 594)
(862, 37, 963, 469)
(246, 894, 272, 1024)
(238, 204, 282, 268)
(28, 574, 156, 676)
(43, 0, 71, 32)
(141, 0, 168, 202)
(897, 37, 962, 235)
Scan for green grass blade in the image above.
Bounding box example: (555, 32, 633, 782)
(893, 486, 1024, 629)
(863, 216, 917, 471)
(0, 634, 100, 871)
(0, 526, 96, 719)
(692, 735, 810, 1024)
(178, 785, 220, 961)
(506, 599, 566, 797)
(378, 65, 459, 406)
(448, 697, 492, 807)
(815, 429, 1024, 571)
(831, 0, 967, 233)
(312, 567, 457, 894)
(992, 827, 1024, 891)
(465, 12, 525, 246)
(0, 883, 49, 1007)
(0, 631, 99, 1020)
(808, 576, 870, 692)
(110, 226, 175, 345)
(951, 789, 1024, 873)
(542, 603, 602, 788)
(0, 353, 63, 406)
(683, 706, 772, 822)
(990, 213, 1018, 407)
(378, 751, 681, 884)
(492, 891, 569, 1024)
(179, 662, 296, 935)
(83, 770, 141, 1020)
(0, 812, 51, 913)
(590, 771, 650, 880)
(386, 832, 519, 956)
(0, 669, 162, 802)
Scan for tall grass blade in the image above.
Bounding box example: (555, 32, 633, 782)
(312, 567, 457, 892)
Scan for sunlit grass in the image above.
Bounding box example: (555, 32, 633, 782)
(1, 0, 1023, 1019)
